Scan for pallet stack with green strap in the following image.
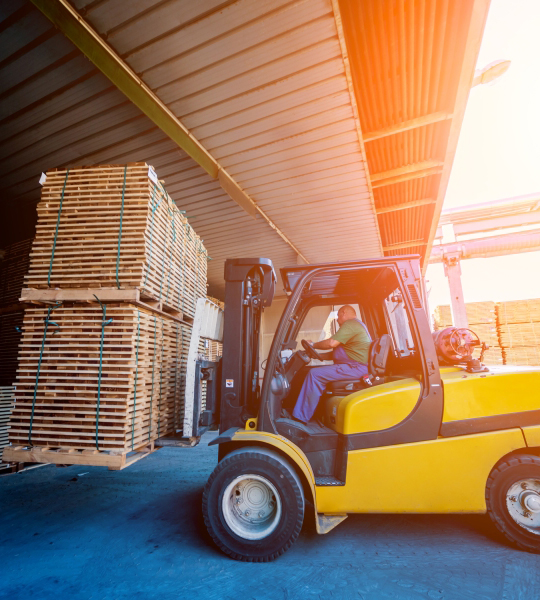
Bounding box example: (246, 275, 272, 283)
(6, 164, 208, 467)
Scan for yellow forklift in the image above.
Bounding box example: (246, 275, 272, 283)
(200, 257, 540, 561)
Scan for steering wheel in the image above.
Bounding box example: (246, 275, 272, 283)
(301, 339, 324, 361)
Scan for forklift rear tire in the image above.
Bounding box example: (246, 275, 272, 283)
(486, 454, 540, 553)
(202, 447, 305, 561)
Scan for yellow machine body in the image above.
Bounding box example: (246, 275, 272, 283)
(440, 366, 540, 422)
(315, 428, 526, 514)
(323, 378, 421, 435)
(227, 366, 540, 523)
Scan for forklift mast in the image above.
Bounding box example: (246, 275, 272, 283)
(218, 258, 276, 432)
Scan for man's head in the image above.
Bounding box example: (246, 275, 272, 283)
(337, 304, 357, 326)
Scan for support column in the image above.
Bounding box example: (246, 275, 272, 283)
(443, 252, 468, 328)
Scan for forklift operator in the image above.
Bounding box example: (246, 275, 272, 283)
(292, 305, 371, 423)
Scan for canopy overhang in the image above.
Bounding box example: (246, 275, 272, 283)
(0, 0, 490, 296)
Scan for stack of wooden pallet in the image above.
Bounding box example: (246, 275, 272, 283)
(497, 299, 540, 366)
(4, 163, 208, 470)
(23, 163, 207, 320)
(433, 301, 503, 365)
(205, 340, 223, 362)
(0, 239, 32, 386)
(0, 387, 15, 462)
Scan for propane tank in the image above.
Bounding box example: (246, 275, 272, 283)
(432, 327, 478, 365)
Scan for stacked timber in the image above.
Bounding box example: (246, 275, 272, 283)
(4, 164, 208, 470)
(0, 239, 33, 308)
(0, 387, 15, 461)
(206, 340, 223, 362)
(497, 299, 540, 366)
(24, 163, 207, 320)
(0, 239, 32, 386)
(433, 301, 503, 365)
(8, 303, 191, 451)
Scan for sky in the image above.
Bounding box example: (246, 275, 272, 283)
(425, 0, 540, 313)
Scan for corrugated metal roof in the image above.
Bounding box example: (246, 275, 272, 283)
(0, 0, 489, 295)
(338, 0, 490, 261)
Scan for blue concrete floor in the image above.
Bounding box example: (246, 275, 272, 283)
(1, 433, 539, 600)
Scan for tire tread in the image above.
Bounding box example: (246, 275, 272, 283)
(202, 449, 304, 562)
(486, 454, 540, 554)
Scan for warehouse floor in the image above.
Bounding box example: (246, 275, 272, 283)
(1, 433, 539, 600)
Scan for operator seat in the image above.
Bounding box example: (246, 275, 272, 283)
(324, 334, 392, 394)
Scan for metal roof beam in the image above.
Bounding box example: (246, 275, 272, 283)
(435, 211, 540, 240)
(371, 160, 444, 189)
(376, 198, 436, 215)
(363, 112, 453, 142)
(383, 240, 428, 252)
(30, 0, 309, 264)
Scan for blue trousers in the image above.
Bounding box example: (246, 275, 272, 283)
(292, 361, 368, 423)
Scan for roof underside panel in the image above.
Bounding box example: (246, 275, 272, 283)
(0, 0, 489, 294)
(0, 0, 384, 296)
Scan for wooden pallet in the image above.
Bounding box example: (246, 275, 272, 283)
(479, 347, 504, 366)
(202, 339, 223, 362)
(498, 299, 540, 325)
(434, 302, 496, 327)
(20, 288, 192, 324)
(0, 311, 23, 386)
(2, 442, 156, 471)
(8, 302, 192, 452)
(0, 239, 32, 307)
(503, 346, 540, 366)
(25, 164, 208, 319)
(0, 387, 15, 462)
(498, 322, 540, 348)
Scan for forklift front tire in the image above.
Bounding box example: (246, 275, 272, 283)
(202, 447, 305, 561)
(486, 454, 540, 553)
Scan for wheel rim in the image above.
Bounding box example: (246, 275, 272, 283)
(506, 478, 540, 535)
(222, 474, 282, 540)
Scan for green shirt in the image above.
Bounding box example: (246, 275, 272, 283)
(332, 319, 371, 364)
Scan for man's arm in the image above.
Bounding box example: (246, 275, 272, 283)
(312, 338, 340, 350)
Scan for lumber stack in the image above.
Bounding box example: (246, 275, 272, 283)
(0, 239, 32, 386)
(0, 311, 24, 387)
(207, 340, 223, 362)
(0, 387, 15, 461)
(0, 239, 32, 308)
(8, 303, 191, 451)
(24, 163, 207, 320)
(4, 164, 208, 469)
(433, 301, 503, 365)
(434, 302, 496, 327)
(498, 299, 540, 366)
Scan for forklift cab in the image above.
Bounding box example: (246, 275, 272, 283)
(259, 258, 442, 479)
(214, 257, 442, 481)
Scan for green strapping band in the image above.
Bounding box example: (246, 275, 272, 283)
(115, 165, 128, 289)
(131, 310, 141, 450)
(93, 295, 113, 450)
(47, 170, 70, 286)
(149, 316, 156, 441)
(28, 302, 62, 446)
